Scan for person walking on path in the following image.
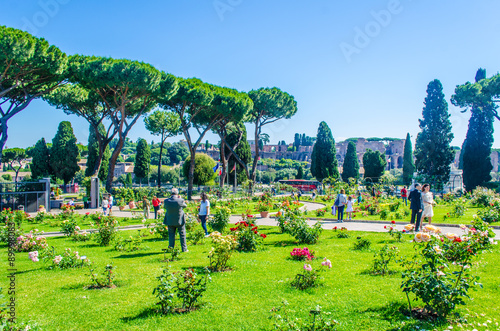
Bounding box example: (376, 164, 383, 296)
(109, 194, 114, 210)
(142, 196, 151, 219)
(336, 189, 347, 222)
(409, 183, 424, 231)
(401, 186, 408, 206)
(102, 196, 109, 216)
(198, 192, 210, 237)
(163, 188, 188, 252)
(421, 183, 435, 225)
(345, 196, 354, 220)
(152, 196, 161, 219)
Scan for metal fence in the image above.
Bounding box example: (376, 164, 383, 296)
(0, 181, 49, 212)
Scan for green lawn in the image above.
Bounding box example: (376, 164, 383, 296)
(2, 226, 499, 330)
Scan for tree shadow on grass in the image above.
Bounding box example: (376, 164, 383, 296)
(80, 243, 102, 248)
(358, 269, 398, 276)
(121, 307, 158, 322)
(359, 302, 447, 331)
(12, 268, 41, 275)
(60, 280, 125, 291)
(142, 237, 166, 243)
(112, 252, 162, 259)
(272, 240, 299, 247)
(121, 305, 202, 323)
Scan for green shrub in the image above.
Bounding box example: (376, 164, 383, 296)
(90, 216, 118, 246)
(60, 218, 78, 237)
(208, 232, 237, 272)
(371, 245, 399, 275)
(114, 233, 142, 252)
(471, 186, 498, 207)
(353, 238, 371, 250)
(400, 218, 495, 317)
(379, 208, 390, 220)
(87, 263, 115, 289)
(208, 206, 231, 233)
(269, 302, 338, 330)
(288, 218, 322, 245)
(153, 267, 211, 314)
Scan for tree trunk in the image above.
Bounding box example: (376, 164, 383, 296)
(158, 135, 164, 188)
(187, 150, 196, 200)
(0, 119, 8, 164)
(105, 134, 125, 192)
(249, 117, 262, 193)
(220, 140, 226, 187)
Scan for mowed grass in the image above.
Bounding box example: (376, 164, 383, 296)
(1, 226, 499, 330)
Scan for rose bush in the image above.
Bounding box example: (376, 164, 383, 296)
(401, 217, 496, 318)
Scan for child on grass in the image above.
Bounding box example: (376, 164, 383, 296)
(345, 196, 354, 220)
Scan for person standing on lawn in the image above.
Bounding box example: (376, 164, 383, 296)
(152, 196, 161, 219)
(142, 196, 150, 219)
(163, 188, 188, 252)
(198, 192, 210, 237)
(401, 186, 408, 206)
(409, 183, 424, 231)
(421, 183, 435, 225)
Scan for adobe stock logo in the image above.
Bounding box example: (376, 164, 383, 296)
(339, 0, 404, 63)
(213, 0, 243, 22)
(20, 0, 71, 35)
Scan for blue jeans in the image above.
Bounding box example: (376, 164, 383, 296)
(402, 197, 407, 206)
(337, 205, 345, 221)
(199, 215, 208, 235)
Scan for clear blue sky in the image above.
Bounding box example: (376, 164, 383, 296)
(2, 0, 500, 149)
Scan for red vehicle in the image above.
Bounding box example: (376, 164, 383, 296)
(278, 180, 321, 192)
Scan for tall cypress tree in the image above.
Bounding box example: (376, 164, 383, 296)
(296, 166, 304, 179)
(458, 139, 466, 170)
(50, 121, 80, 184)
(362, 149, 386, 182)
(30, 138, 51, 179)
(310, 121, 339, 181)
(134, 138, 151, 184)
(85, 124, 111, 182)
(462, 68, 494, 191)
(402, 133, 415, 185)
(414, 79, 455, 189)
(342, 141, 359, 181)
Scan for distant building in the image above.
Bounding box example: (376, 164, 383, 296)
(113, 162, 135, 178)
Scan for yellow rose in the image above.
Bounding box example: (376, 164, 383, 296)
(405, 224, 415, 231)
(421, 233, 431, 242)
(415, 232, 431, 242)
(445, 233, 457, 240)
